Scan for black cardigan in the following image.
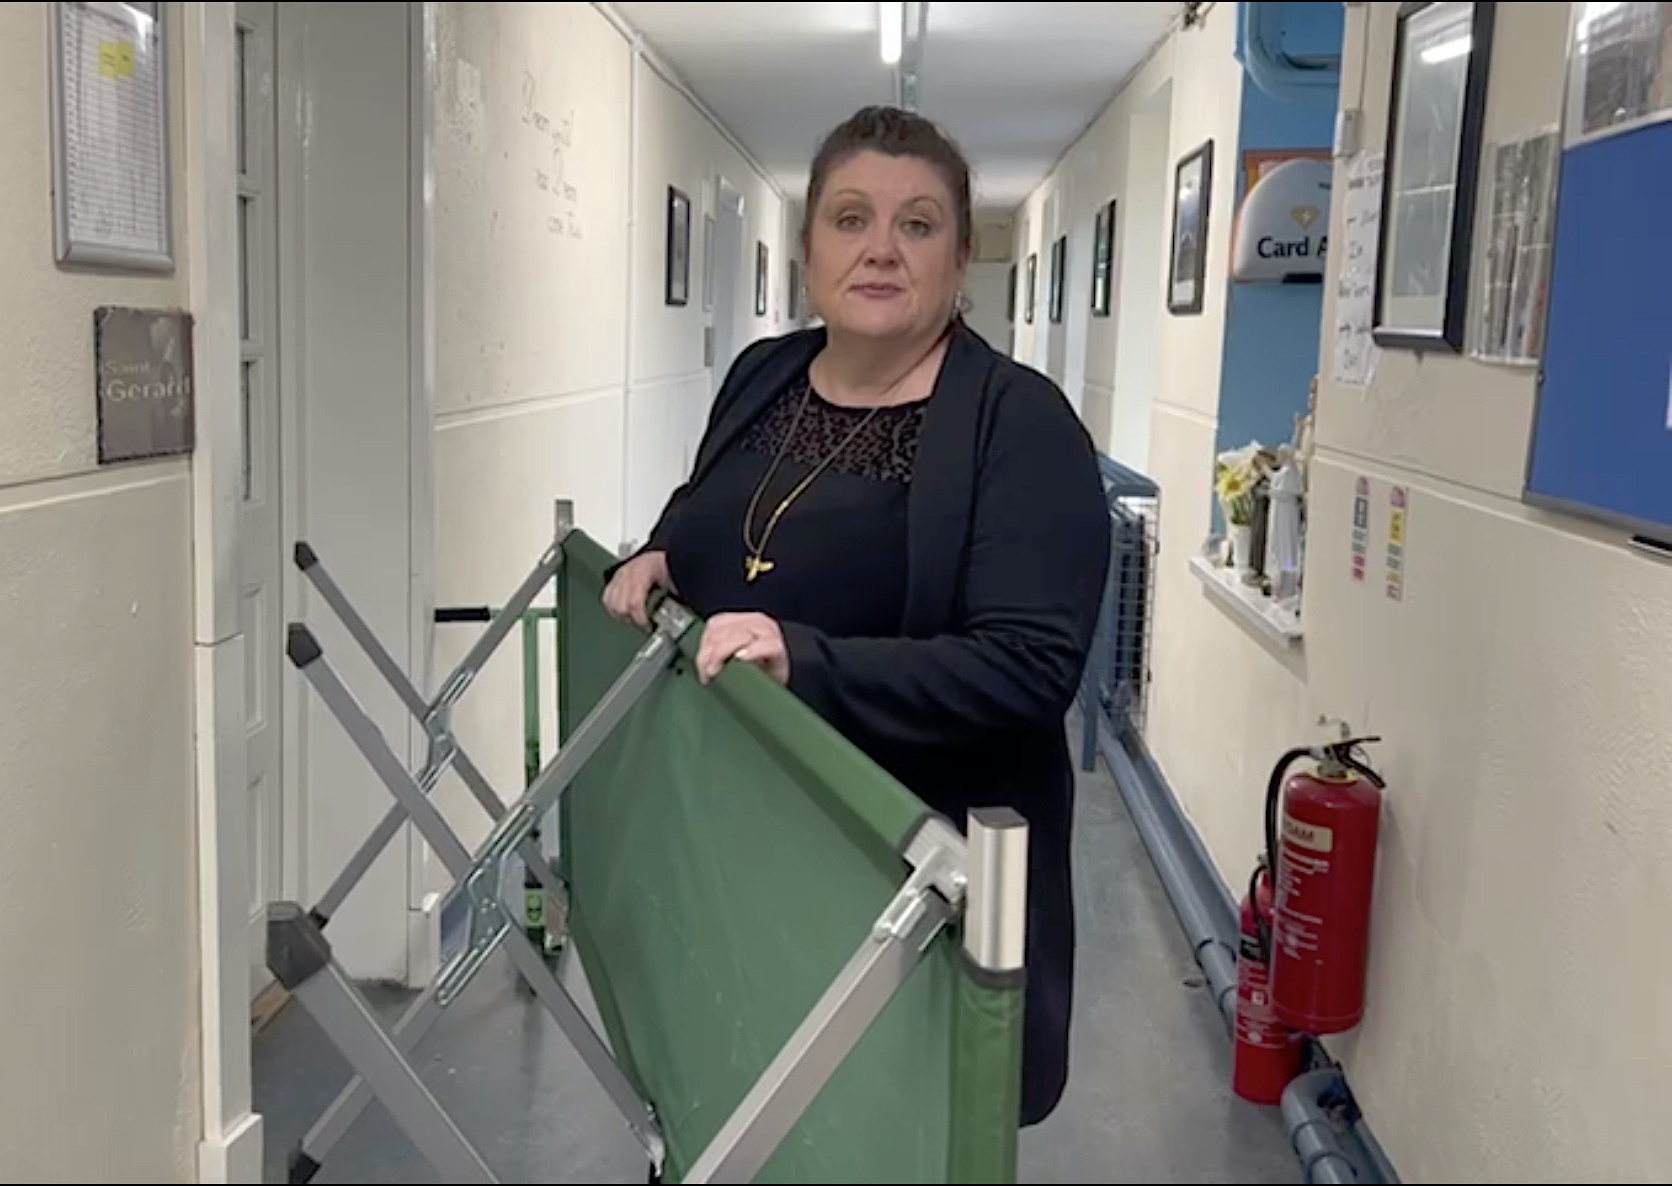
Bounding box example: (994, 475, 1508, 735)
(646, 321, 1110, 743)
(639, 320, 1112, 1124)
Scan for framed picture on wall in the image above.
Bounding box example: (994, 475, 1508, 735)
(1007, 262, 1017, 322)
(755, 241, 768, 316)
(665, 186, 690, 307)
(1167, 139, 1213, 315)
(1049, 235, 1067, 323)
(701, 213, 715, 312)
(1025, 252, 1037, 323)
(788, 258, 802, 321)
(1372, 0, 1496, 351)
(1091, 198, 1116, 317)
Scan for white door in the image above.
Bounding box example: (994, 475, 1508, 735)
(236, 0, 285, 1002)
(710, 177, 745, 399)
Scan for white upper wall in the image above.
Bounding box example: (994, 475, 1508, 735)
(1011, 27, 1180, 460)
(0, 8, 188, 485)
(425, 0, 797, 852)
(433, 2, 632, 422)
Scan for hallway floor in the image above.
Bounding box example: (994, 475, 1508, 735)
(253, 724, 1300, 1183)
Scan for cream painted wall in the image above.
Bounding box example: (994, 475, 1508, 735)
(1109, 101, 1170, 474)
(0, 3, 199, 1179)
(961, 260, 1012, 353)
(426, 1, 790, 846)
(627, 59, 790, 550)
(1034, 1, 1672, 1181)
(1297, 6, 1672, 1181)
(1129, 0, 1275, 877)
(1008, 0, 1313, 1042)
(1010, 35, 1176, 461)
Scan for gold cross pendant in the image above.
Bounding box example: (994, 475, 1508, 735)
(744, 554, 775, 582)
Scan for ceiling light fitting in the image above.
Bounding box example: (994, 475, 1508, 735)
(880, 1, 904, 65)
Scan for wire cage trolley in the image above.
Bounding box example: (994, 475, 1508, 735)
(265, 501, 1033, 1184)
(1077, 454, 1160, 772)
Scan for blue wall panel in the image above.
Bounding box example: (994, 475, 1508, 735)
(1214, 19, 1339, 459)
(1526, 120, 1672, 539)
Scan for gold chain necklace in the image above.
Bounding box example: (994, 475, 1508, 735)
(742, 324, 952, 583)
(741, 385, 881, 582)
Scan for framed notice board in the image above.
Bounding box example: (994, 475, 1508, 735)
(48, 1, 174, 272)
(1524, 4, 1672, 542)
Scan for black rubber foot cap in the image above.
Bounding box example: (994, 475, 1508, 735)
(288, 1145, 322, 1184)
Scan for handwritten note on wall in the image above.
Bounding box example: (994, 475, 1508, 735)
(1331, 151, 1384, 389)
(523, 71, 583, 241)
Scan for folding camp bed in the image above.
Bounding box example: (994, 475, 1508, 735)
(266, 502, 1030, 1184)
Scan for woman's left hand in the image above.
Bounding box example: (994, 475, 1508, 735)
(696, 612, 790, 687)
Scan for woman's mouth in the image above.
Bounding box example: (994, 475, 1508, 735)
(852, 283, 903, 299)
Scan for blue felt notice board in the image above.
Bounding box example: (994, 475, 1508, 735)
(1525, 118, 1672, 540)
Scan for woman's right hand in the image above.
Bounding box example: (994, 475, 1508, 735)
(602, 549, 674, 630)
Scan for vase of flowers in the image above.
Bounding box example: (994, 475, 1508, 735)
(1216, 445, 1261, 573)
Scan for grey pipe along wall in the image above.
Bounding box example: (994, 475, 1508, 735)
(1098, 726, 1399, 1185)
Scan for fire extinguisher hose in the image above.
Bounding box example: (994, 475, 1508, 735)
(1339, 749, 1387, 789)
(1249, 860, 1271, 963)
(1263, 746, 1313, 899)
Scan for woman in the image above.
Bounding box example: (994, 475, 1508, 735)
(604, 105, 1111, 1129)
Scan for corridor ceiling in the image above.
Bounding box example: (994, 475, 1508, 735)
(608, 1, 1185, 213)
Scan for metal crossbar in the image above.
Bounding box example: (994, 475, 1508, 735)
(271, 505, 672, 1182)
(266, 503, 1021, 1184)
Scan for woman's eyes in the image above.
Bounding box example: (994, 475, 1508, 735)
(833, 212, 937, 237)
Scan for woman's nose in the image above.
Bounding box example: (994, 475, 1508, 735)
(863, 227, 901, 265)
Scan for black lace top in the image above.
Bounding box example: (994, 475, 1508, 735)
(664, 372, 926, 638)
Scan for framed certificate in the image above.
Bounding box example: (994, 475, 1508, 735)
(49, 1, 175, 272)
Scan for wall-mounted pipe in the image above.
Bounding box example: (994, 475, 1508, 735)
(1097, 721, 1397, 1185)
(1237, 1, 1340, 107)
(1102, 729, 1239, 1028)
(1284, 1070, 1363, 1183)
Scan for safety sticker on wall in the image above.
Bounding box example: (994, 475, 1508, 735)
(1351, 476, 1370, 583)
(1386, 485, 1407, 602)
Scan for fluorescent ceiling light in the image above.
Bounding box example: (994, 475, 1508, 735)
(1421, 34, 1471, 64)
(880, 1, 903, 65)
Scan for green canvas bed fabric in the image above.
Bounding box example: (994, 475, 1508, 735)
(555, 528, 1022, 1183)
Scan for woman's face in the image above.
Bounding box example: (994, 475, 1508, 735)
(804, 149, 967, 344)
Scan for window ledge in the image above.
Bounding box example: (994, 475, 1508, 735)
(1189, 553, 1304, 648)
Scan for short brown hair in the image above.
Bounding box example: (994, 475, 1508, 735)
(803, 105, 974, 256)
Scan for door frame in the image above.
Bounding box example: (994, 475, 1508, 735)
(183, 3, 264, 1180)
(185, 2, 437, 1180)
(405, 0, 441, 985)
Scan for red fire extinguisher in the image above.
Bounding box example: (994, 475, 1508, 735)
(1232, 854, 1302, 1104)
(1263, 736, 1387, 1036)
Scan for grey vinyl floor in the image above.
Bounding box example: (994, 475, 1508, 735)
(253, 722, 1300, 1184)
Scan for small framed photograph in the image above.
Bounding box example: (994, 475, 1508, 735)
(1091, 198, 1116, 317)
(701, 213, 715, 312)
(1372, 1, 1496, 351)
(755, 241, 769, 317)
(1168, 139, 1213, 315)
(1006, 262, 1017, 323)
(665, 186, 690, 307)
(1024, 252, 1037, 324)
(1049, 235, 1067, 324)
